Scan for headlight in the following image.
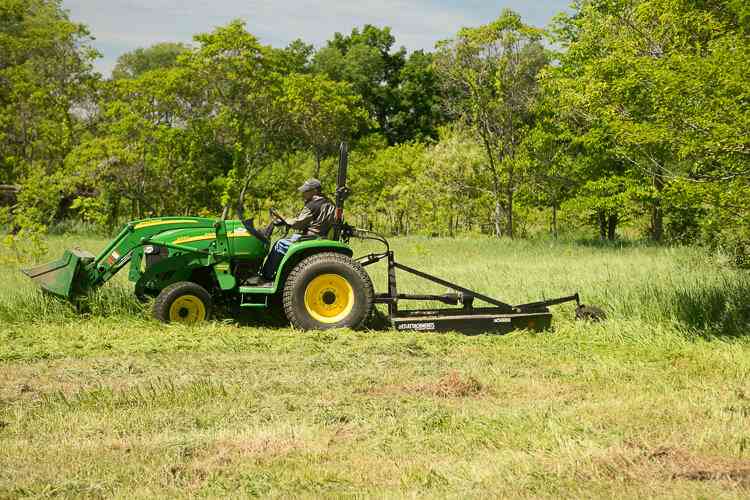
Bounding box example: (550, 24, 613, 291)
(144, 245, 156, 255)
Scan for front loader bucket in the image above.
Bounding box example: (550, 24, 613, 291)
(21, 249, 96, 299)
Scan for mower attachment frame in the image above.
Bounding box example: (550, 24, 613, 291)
(355, 247, 580, 335)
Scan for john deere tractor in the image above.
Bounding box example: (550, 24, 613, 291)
(23, 144, 601, 333)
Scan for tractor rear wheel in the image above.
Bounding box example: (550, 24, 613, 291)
(283, 252, 373, 330)
(153, 281, 212, 325)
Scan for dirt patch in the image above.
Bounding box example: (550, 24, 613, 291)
(581, 444, 750, 489)
(647, 447, 750, 486)
(366, 371, 487, 399)
(192, 435, 303, 470)
(414, 371, 485, 398)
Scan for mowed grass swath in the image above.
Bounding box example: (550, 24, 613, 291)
(2, 236, 750, 497)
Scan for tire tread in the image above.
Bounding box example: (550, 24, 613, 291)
(152, 281, 212, 323)
(282, 252, 373, 330)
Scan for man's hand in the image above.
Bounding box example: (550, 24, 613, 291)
(269, 207, 289, 227)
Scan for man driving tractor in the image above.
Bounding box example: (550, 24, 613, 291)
(259, 178, 335, 281)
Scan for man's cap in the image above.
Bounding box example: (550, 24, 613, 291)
(298, 178, 322, 192)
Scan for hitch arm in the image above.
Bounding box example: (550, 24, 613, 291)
(513, 293, 580, 312)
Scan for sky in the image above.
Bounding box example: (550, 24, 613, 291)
(63, 0, 571, 76)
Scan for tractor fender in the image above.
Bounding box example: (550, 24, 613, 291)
(273, 239, 353, 290)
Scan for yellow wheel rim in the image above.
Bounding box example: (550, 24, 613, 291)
(304, 273, 355, 324)
(168, 294, 206, 324)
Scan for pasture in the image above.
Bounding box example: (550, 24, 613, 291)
(1, 235, 749, 498)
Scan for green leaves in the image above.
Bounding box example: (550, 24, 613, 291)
(0, 0, 100, 256)
(545, 0, 750, 250)
(111, 42, 189, 80)
(280, 73, 369, 176)
(435, 10, 549, 237)
(1, 2, 748, 259)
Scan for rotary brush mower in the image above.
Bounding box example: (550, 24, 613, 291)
(22, 143, 604, 334)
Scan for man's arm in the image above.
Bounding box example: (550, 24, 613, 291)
(286, 205, 314, 231)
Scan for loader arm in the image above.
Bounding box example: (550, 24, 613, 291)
(91, 218, 218, 284)
(23, 217, 216, 299)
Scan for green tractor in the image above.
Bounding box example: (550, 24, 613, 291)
(23, 215, 373, 330)
(23, 144, 602, 333)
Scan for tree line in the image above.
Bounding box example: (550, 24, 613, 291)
(1, 0, 748, 266)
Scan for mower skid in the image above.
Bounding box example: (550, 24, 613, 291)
(22, 249, 95, 299)
(391, 309, 552, 335)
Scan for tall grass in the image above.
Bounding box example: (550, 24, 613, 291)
(1, 234, 748, 337)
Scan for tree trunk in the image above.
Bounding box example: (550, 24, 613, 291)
(651, 174, 664, 242)
(551, 202, 558, 240)
(598, 211, 607, 240)
(314, 151, 321, 178)
(479, 134, 503, 238)
(493, 198, 502, 238)
(607, 213, 618, 241)
(107, 194, 120, 233)
(506, 184, 514, 239)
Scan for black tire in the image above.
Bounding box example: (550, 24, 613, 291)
(134, 281, 155, 303)
(153, 281, 212, 325)
(576, 304, 606, 322)
(283, 252, 374, 330)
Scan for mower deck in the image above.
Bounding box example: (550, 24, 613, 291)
(391, 309, 552, 334)
(352, 238, 579, 335)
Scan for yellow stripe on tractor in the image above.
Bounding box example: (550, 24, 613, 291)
(134, 219, 201, 230)
(172, 233, 216, 245)
(228, 231, 252, 239)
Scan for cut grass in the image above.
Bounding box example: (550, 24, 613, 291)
(1, 235, 749, 497)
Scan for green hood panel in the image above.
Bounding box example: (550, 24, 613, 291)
(148, 221, 267, 258)
(150, 227, 218, 250)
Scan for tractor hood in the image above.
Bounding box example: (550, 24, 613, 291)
(147, 219, 268, 258)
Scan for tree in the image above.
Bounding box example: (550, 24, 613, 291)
(70, 67, 206, 222)
(0, 0, 99, 251)
(313, 25, 407, 144)
(111, 42, 189, 80)
(550, 0, 750, 243)
(415, 127, 491, 236)
(389, 50, 447, 143)
(520, 120, 577, 239)
(268, 39, 314, 75)
(67, 21, 298, 229)
(280, 74, 369, 177)
(435, 9, 548, 238)
(348, 140, 426, 235)
(181, 20, 289, 208)
(0, 0, 99, 186)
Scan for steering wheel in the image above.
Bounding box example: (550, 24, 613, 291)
(269, 207, 290, 227)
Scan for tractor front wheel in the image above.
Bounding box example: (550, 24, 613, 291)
(283, 253, 373, 330)
(153, 281, 212, 325)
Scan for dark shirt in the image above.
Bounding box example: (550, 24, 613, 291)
(288, 194, 335, 237)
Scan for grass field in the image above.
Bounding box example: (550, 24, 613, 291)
(1, 235, 750, 498)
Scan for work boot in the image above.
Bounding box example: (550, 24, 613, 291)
(244, 275, 274, 287)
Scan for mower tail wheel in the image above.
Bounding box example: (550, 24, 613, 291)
(576, 304, 606, 322)
(283, 252, 373, 330)
(153, 281, 212, 325)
